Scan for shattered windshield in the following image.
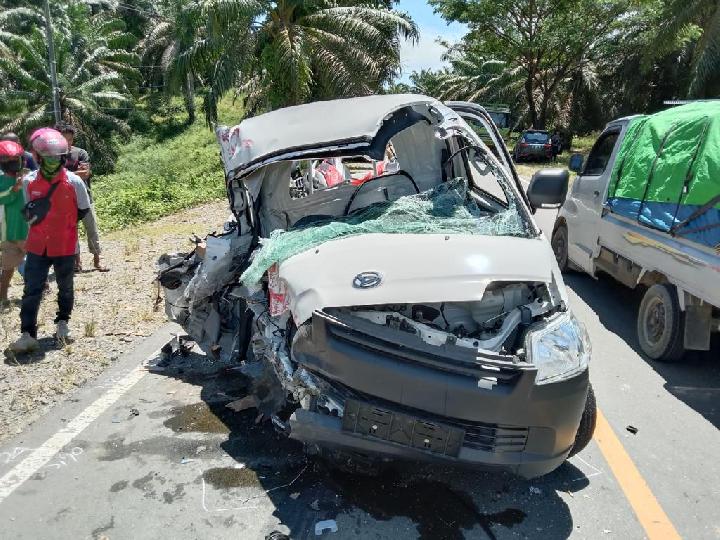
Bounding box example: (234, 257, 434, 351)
(241, 173, 529, 285)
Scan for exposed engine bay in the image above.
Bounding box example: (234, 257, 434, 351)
(168, 277, 558, 420)
(338, 282, 553, 355)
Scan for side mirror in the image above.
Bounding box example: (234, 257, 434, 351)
(527, 169, 569, 210)
(568, 153, 584, 173)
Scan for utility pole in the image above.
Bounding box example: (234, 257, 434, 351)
(44, 0, 61, 124)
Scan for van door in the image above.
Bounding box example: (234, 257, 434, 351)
(566, 128, 621, 272)
(445, 101, 533, 212)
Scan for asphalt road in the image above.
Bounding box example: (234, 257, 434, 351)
(0, 208, 718, 540)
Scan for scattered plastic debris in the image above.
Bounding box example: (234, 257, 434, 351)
(529, 486, 543, 495)
(180, 457, 195, 464)
(129, 408, 140, 417)
(603, 529, 612, 534)
(310, 499, 320, 511)
(266, 532, 290, 540)
(626, 425, 638, 434)
(111, 416, 121, 423)
(233, 463, 246, 469)
(289, 492, 300, 500)
(315, 520, 338, 536)
(195, 445, 207, 454)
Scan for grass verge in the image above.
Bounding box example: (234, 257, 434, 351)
(92, 97, 242, 232)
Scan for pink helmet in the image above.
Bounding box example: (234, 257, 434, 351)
(30, 128, 68, 157)
(0, 140, 24, 158)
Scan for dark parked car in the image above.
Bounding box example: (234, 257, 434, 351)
(513, 130, 553, 162)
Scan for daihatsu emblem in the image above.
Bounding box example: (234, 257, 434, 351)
(353, 272, 382, 289)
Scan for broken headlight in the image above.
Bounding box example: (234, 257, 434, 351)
(525, 312, 590, 385)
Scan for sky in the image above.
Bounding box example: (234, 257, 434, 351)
(396, 0, 467, 83)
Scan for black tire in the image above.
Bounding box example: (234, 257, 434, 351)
(637, 284, 685, 362)
(568, 384, 596, 457)
(551, 223, 570, 272)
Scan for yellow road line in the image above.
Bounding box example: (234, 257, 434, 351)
(594, 408, 682, 540)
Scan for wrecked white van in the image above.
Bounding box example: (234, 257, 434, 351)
(159, 95, 595, 478)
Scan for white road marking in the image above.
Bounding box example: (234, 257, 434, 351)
(200, 474, 262, 513)
(0, 355, 155, 504)
(570, 454, 604, 482)
(200, 464, 307, 513)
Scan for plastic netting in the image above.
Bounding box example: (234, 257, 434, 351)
(240, 177, 528, 285)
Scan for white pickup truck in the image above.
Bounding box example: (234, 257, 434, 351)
(552, 113, 720, 361)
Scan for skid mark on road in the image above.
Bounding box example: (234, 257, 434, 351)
(594, 408, 681, 540)
(0, 357, 152, 504)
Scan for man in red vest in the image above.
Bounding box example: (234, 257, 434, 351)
(10, 129, 91, 353)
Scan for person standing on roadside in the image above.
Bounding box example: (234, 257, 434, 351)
(55, 123, 107, 272)
(9, 129, 92, 354)
(0, 140, 29, 306)
(1, 132, 38, 171)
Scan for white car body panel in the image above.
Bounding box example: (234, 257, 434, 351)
(278, 233, 559, 324)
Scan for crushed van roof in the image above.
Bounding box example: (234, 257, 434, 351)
(215, 94, 440, 178)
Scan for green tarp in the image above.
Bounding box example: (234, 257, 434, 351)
(608, 101, 720, 206)
(607, 101, 720, 248)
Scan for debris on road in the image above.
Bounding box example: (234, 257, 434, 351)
(529, 486, 543, 495)
(310, 499, 321, 511)
(129, 408, 140, 417)
(226, 395, 258, 412)
(289, 492, 300, 500)
(626, 425, 638, 435)
(315, 520, 338, 536)
(180, 457, 195, 464)
(266, 532, 290, 540)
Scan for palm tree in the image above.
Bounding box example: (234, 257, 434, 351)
(137, 0, 204, 123)
(653, 0, 720, 96)
(433, 46, 523, 106)
(0, 3, 138, 169)
(410, 43, 525, 123)
(200, 0, 418, 122)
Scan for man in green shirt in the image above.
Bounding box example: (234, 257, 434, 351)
(0, 140, 29, 304)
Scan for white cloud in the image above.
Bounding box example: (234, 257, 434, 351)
(399, 25, 464, 82)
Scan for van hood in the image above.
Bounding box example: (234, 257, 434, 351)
(278, 233, 561, 324)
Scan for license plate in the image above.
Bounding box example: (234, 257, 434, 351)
(342, 400, 464, 457)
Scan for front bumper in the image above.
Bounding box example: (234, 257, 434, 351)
(290, 310, 590, 478)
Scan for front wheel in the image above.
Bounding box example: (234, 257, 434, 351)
(568, 384, 596, 457)
(551, 223, 570, 272)
(637, 284, 685, 361)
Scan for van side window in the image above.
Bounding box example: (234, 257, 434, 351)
(583, 131, 619, 176)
